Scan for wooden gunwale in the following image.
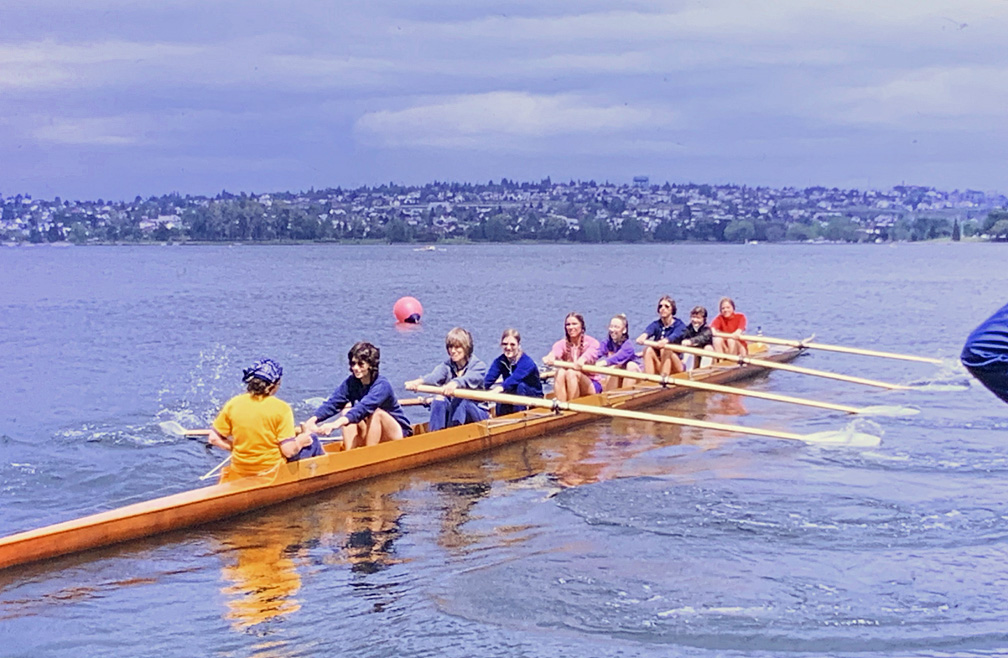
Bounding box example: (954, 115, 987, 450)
(0, 348, 800, 571)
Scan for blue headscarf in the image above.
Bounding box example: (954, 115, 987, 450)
(242, 358, 283, 385)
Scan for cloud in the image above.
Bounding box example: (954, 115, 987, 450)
(33, 117, 147, 146)
(354, 92, 668, 148)
(819, 65, 1008, 128)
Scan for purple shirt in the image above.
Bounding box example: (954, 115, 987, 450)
(592, 336, 641, 368)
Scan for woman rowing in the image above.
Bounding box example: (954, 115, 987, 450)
(962, 301, 1008, 404)
(208, 358, 322, 481)
(636, 295, 688, 375)
(681, 305, 715, 369)
(542, 312, 601, 401)
(591, 314, 642, 390)
(306, 342, 413, 450)
(483, 328, 543, 416)
(710, 297, 748, 356)
(405, 327, 489, 431)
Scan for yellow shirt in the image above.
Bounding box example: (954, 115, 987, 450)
(213, 393, 296, 478)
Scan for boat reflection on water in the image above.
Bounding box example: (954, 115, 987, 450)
(212, 387, 757, 632)
(216, 522, 305, 631)
(214, 479, 408, 631)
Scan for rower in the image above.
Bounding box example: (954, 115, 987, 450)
(484, 328, 543, 416)
(305, 342, 413, 450)
(405, 327, 489, 430)
(592, 314, 642, 390)
(681, 305, 715, 369)
(543, 312, 602, 401)
(208, 358, 321, 480)
(710, 297, 748, 356)
(962, 301, 1008, 404)
(636, 295, 688, 375)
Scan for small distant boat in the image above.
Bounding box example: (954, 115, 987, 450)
(413, 245, 437, 252)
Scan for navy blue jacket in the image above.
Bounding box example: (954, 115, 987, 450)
(484, 352, 543, 397)
(314, 374, 413, 435)
(645, 317, 688, 343)
(962, 302, 1008, 404)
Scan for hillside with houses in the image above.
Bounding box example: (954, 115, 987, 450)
(3, 178, 1007, 244)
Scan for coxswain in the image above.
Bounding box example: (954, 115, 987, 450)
(208, 358, 322, 481)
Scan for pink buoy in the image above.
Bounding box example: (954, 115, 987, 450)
(393, 296, 423, 324)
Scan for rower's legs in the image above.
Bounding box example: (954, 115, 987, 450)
(659, 348, 685, 376)
(364, 408, 404, 447)
(342, 420, 367, 451)
(576, 373, 596, 397)
(603, 373, 622, 391)
(643, 347, 661, 374)
(449, 398, 489, 426)
(553, 367, 570, 401)
(714, 337, 747, 357)
(427, 397, 451, 432)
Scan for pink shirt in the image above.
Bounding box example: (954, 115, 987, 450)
(550, 335, 602, 382)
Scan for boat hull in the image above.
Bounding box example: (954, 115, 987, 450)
(0, 349, 799, 571)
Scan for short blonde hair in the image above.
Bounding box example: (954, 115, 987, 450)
(446, 327, 474, 358)
(719, 297, 736, 311)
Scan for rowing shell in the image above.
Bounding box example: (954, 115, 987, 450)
(0, 347, 802, 571)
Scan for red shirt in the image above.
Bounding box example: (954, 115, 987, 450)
(710, 312, 748, 346)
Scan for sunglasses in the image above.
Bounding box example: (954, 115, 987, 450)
(658, 303, 672, 309)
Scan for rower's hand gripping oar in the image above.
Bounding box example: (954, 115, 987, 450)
(712, 331, 943, 365)
(644, 340, 910, 391)
(413, 384, 880, 447)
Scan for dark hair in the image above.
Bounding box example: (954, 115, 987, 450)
(564, 312, 586, 341)
(348, 341, 380, 376)
(690, 305, 708, 320)
(611, 313, 629, 343)
(658, 295, 677, 316)
(246, 377, 276, 397)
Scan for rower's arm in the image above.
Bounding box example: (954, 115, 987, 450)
(279, 430, 314, 459)
(207, 429, 233, 451)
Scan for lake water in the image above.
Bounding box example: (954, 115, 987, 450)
(1, 242, 1006, 657)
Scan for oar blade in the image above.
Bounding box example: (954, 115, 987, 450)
(857, 405, 921, 417)
(802, 429, 882, 447)
(158, 420, 188, 437)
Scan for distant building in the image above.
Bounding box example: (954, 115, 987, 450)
(633, 176, 649, 188)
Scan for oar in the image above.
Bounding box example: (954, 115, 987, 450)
(200, 456, 230, 481)
(712, 331, 942, 365)
(158, 420, 211, 438)
(644, 340, 910, 391)
(413, 385, 879, 447)
(553, 360, 864, 414)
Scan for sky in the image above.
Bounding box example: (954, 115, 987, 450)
(1, 0, 1006, 200)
